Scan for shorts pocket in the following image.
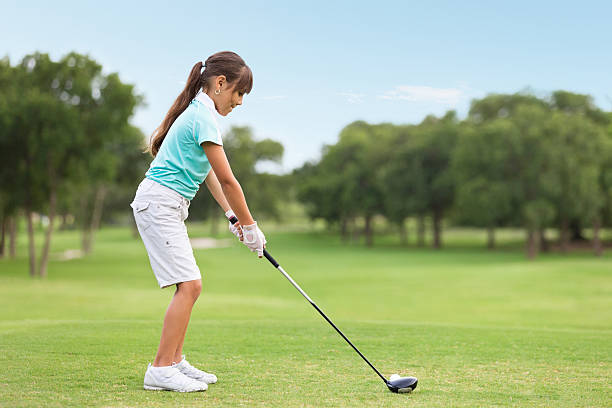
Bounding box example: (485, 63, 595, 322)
(153, 201, 182, 224)
(130, 201, 152, 231)
(158, 200, 181, 211)
(163, 229, 194, 260)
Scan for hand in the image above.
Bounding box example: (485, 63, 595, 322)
(225, 210, 243, 241)
(241, 222, 266, 257)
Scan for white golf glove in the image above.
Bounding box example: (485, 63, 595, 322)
(242, 221, 266, 257)
(225, 210, 243, 241)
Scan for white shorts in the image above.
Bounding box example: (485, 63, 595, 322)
(130, 178, 201, 288)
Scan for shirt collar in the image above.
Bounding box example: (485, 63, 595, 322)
(195, 91, 216, 112)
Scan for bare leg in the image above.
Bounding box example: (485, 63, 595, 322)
(173, 282, 201, 362)
(153, 279, 202, 367)
(173, 330, 188, 364)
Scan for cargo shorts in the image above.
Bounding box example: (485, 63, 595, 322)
(130, 178, 201, 288)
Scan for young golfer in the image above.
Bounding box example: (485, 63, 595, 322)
(130, 51, 266, 392)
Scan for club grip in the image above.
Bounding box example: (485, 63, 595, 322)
(228, 216, 279, 268)
(263, 249, 279, 268)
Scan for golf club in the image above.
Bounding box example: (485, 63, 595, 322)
(230, 216, 418, 393)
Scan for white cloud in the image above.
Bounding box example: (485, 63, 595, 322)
(379, 85, 463, 104)
(338, 92, 366, 104)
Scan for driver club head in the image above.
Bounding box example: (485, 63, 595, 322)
(386, 376, 418, 393)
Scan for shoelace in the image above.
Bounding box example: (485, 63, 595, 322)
(182, 361, 204, 376)
(183, 360, 214, 378)
(164, 368, 200, 389)
(164, 369, 182, 381)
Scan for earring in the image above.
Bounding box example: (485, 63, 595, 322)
(215, 89, 220, 95)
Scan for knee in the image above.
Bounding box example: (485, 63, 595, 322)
(179, 280, 202, 301)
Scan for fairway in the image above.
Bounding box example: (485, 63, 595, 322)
(0, 226, 610, 407)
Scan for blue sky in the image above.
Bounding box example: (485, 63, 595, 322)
(2, 1, 611, 171)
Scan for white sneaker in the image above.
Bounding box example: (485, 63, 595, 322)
(143, 363, 208, 392)
(173, 355, 218, 384)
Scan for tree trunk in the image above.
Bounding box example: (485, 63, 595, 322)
(527, 228, 540, 259)
(8, 216, 17, 258)
(432, 209, 442, 249)
(26, 209, 37, 277)
(399, 218, 408, 246)
(570, 219, 586, 241)
(560, 217, 569, 253)
(80, 194, 90, 252)
(83, 185, 107, 254)
(487, 225, 495, 249)
(0, 215, 6, 258)
(38, 187, 57, 278)
(540, 228, 550, 253)
(593, 218, 602, 257)
(417, 215, 426, 247)
(340, 218, 349, 242)
(351, 217, 360, 244)
(59, 213, 68, 230)
(364, 214, 373, 247)
(25, 143, 36, 275)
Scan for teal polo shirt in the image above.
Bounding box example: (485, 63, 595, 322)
(145, 92, 223, 200)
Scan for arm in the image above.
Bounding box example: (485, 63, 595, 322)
(204, 169, 231, 213)
(205, 169, 244, 240)
(202, 142, 255, 226)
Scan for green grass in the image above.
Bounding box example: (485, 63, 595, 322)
(0, 225, 610, 407)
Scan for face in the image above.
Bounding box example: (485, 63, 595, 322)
(208, 76, 245, 116)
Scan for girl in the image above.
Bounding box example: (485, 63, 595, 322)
(130, 51, 266, 392)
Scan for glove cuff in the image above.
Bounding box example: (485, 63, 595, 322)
(242, 221, 258, 231)
(225, 209, 236, 219)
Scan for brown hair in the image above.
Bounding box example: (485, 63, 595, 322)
(148, 51, 253, 156)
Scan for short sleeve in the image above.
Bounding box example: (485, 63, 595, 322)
(194, 111, 223, 146)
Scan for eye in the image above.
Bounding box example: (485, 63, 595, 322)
(238, 91, 244, 97)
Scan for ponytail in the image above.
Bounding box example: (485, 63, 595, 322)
(148, 62, 203, 156)
(148, 51, 253, 157)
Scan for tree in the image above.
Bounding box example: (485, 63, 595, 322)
(337, 122, 392, 246)
(379, 124, 425, 245)
(0, 57, 21, 258)
(4, 53, 84, 276)
(0, 52, 143, 275)
(296, 121, 385, 245)
(295, 153, 349, 236)
(469, 92, 548, 123)
(452, 120, 519, 248)
(467, 93, 556, 257)
(550, 90, 610, 126)
(412, 111, 460, 249)
(543, 112, 606, 252)
(592, 116, 612, 255)
(548, 91, 611, 242)
(509, 105, 559, 258)
(77, 70, 143, 253)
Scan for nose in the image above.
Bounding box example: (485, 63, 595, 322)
(237, 96, 243, 106)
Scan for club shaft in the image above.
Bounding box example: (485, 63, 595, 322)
(227, 217, 388, 383)
(268, 251, 388, 383)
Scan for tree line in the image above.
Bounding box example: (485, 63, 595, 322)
(294, 91, 612, 258)
(2, 51, 610, 273)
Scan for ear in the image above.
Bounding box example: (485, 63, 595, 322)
(216, 75, 227, 88)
